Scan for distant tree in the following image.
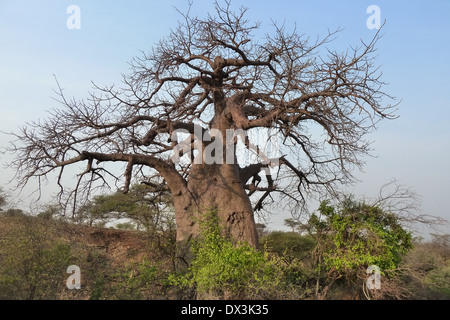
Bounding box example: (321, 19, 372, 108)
(37, 204, 63, 220)
(78, 183, 177, 265)
(80, 183, 174, 232)
(0, 188, 6, 211)
(261, 231, 315, 262)
(116, 222, 136, 231)
(1, 208, 26, 218)
(8, 1, 396, 269)
(255, 223, 268, 238)
(284, 218, 301, 233)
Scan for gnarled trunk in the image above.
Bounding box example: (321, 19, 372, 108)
(174, 161, 259, 270)
(173, 91, 260, 270)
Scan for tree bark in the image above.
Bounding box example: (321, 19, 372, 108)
(174, 153, 259, 271)
(173, 91, 260, 269)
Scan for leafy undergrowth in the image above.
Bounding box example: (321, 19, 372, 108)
(1, 213, 449, 300)
(0, 214, 176, 300)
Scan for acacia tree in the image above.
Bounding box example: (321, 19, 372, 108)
(8, 2, 396, 267)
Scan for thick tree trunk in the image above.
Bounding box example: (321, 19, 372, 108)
(173, 92, 259, 270)
(190, 162, 258, 245)
(174, 161, 259, 270)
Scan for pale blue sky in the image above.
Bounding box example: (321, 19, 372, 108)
(1, 1, 449, 235)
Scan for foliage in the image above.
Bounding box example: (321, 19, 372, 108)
(0, 210, 176, 300)
(109, 259, 171, 300)
(259, 232, 317, 298)
(170, 211, 284, 299)
(87, 259, 164, 300)
(424, 266, 450, 298)
(399, 237, 450, 299)
(1, 191, 449, 300)
(310, 197, 412, 279)
(78, 183, 175, 233)
(0, 216, 73, 299)
(261, 231, 316, 262)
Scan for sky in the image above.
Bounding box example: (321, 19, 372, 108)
(0, 0, 449, 236)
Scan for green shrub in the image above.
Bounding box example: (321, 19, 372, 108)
(304, 198, 413, 299)
(425, 265, 450, 298)
(170, 211, 284, 299)
(261, 231, 316, 262)
(108, 259, 167, 300)
(310, 198, 412, 279)
(0, 217, 73, 300)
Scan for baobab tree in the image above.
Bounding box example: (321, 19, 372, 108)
(8, 2, 396, 268)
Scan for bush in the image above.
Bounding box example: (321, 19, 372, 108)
(261, 231, 316, 262)
(170, 211, 284, 299)
(311, 198, 412, 276)
(0, 216, 73, 299)
(308, 197, 413, 299)
(106, 259, 174, 300)
(399, 239, 450, 299)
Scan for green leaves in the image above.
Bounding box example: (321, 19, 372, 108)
(311, 197, 412, 277)
(0, 217, 74, 299)
(170, 210, 282, 299)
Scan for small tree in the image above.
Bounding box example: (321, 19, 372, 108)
(37, 204, 63, 220)
(79, 183, 177, 267)
(284, 218, 302, 233)
(309, 196, 412, 299)
(78, 183, 174, 232)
